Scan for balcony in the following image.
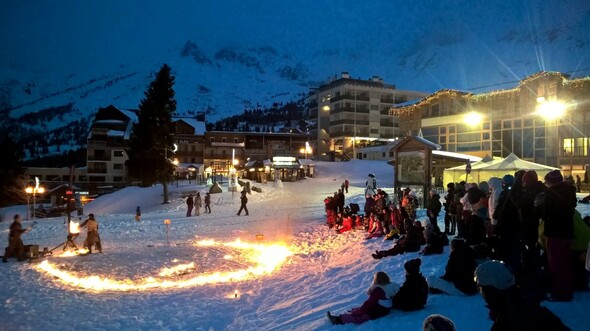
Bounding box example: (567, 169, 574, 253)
(330, 94, 370, 103)
(331, 107, 370, 115)
(88, 155, 111, 161)
(87, 167, 107, 174)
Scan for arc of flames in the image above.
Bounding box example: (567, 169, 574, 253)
(34, 239, 293, 292)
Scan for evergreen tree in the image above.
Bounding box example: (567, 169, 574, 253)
(126, 64, 176, 203)
(0, 136, 25, 207)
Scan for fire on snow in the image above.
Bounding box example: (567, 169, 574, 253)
(34, 239, 293, 292)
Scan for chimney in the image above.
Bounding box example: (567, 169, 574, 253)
(341, 72, 350, 79)
(371, 76, 382, 83)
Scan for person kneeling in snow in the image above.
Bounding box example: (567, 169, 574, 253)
(327, 271, 399, 325)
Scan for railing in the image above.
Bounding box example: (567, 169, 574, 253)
(88, 155, 111, 161)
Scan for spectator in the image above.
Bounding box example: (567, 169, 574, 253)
(327, 271, 399, 325)
(372, 218, 422, 259)
(237, 189, 249, 216)
(392, 258, 429, 311)
(475, 260, 571, 330)
(186, 194, 194, 217)
(195, 192, 202, 216)
(423, 314, 456, 331)
(536, 170, 577, 301)
(204, 193, 211, 214)
(427, 238, 478, 296)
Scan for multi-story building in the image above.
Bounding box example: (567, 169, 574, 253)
(308, 72, 429, 161)
(203, 131, 311, 177)
(86, 105, 137, 185)
(173, 117, 206, 164)
(393, 71, 590, 178)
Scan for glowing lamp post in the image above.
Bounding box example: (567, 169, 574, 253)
(26, 177, 45, 221)
(164, 219, 171, 245)
(536, 98, 569, 165)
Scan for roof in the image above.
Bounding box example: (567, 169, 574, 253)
(432, 150, 482, 163)
(176, 118, 206, 135)
(445, 153, 557, 172)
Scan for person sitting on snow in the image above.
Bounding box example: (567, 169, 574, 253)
(392, 258, 429, 311)
(327, 271, 399, 325)
(372, 218, 422, 259)
(427, 238, 478, 296)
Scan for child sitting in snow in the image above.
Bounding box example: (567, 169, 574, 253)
(392, 258, 429, 311)
(327, 271, 399, 325)
(372, 218, 422, 259)
(365, 213, 384, 239)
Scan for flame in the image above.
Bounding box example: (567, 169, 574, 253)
(33, 239, 293, 292)
(69, 222, 80, 234)
(158, 263, 196, 277)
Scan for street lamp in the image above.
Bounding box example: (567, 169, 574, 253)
(26, 177, 45, 221)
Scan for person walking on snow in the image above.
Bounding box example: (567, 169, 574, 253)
(204, 192, 211, 213)
(186, 194, 194, 217)
(195, 192, 202, 216)
(237, 189, 249, 216)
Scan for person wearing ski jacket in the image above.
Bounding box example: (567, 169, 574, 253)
(327, 271, 399, 324)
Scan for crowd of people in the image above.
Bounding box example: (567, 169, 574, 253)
(323, 170, 588, 329)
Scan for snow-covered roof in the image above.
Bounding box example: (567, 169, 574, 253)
(432, 150, 482, 162)
(119, 109, 138, 123)
(177, 118, 206, 134)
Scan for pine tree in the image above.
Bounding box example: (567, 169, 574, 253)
(126, 64, 177, 203)
(0, 136, 25, 207)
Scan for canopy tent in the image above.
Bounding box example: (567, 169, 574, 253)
(443, 153, 559, 185)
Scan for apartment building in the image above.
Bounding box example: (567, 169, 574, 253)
(308, 72, 429, 161)
(86, 105, 137, 184)
(393, 71, 590, 178)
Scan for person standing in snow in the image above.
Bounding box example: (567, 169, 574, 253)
(135, 206, 141, 222)
(344, 178, 349, 193)
(194, 192, 202, 216)
(237, 189, 249, 216)
(80, 213, 101, 254)
(204, 192, 211, 214)
(327, 271, 399, 325)
(2, 214, 30, 262)
(186, 194, 194, 217)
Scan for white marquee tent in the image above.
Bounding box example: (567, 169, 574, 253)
(443, 153, 559, 185)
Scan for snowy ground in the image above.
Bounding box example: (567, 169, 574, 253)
(1, 160, 589, 331)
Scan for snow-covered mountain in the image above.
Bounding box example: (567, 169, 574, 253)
(1, 0, 589, 158)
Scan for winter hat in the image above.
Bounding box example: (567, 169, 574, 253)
(446, 182, 455, 190)
(522, 170, 538, 187)
(474, 260, 515, 290)
(467, 187, 484, 205)
(501, 174, 514, 187)
(544, 170, 564, 185)
(478, 181, 489, 194)
(423, 314, 456, 331)
(404, 258, 422, 275)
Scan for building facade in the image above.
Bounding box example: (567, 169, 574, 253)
(308, 72, 429, 161)
(393, 71, 590, 178)
(86, 105, 137, 185)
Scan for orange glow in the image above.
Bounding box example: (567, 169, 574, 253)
(69, 221, 80, 234)
(33, 239, 293, 292)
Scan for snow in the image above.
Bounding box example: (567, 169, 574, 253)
(1, 160, 589, 330)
